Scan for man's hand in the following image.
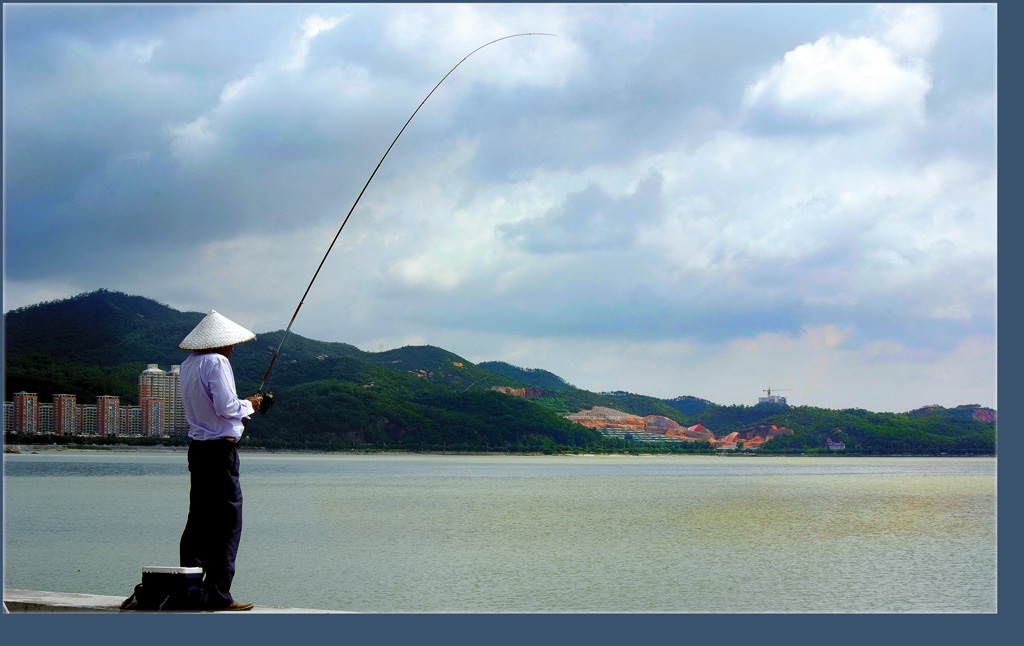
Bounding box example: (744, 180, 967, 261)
(246, 395, 263, 414)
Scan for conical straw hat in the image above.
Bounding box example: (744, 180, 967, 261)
(179, 310, 256, 350)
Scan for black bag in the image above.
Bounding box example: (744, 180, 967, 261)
(121, 566, 205, 611)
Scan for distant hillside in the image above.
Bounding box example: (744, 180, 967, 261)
(4, 289, 204, 367)
(2, 290, 606, 452)
(688, 403, 995, 455)
(1, 290, 696, 423)
(2, 290, 996, 455)
(662, 395, 715, 416)
(3, 291, 507, 398)
(907, 404, 997, 423)
(474, 364, 697, 422)
(477, 361, 576, 392)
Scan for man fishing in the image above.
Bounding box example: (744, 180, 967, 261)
(121, 32, 548, 614)
(176, 310, 263, 611)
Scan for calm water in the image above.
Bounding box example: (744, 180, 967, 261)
(2, 451, 996, 613)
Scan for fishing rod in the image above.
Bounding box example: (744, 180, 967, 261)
(254, 32, 556, 410)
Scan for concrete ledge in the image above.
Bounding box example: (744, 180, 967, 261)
(4, 589, 126, 613)
(4, 589, 345, 614)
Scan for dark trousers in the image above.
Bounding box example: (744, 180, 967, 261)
(179, 439, 242, 608)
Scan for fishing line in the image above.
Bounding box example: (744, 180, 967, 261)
(256, 32, 556, 398)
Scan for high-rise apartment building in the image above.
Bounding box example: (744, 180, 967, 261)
(79, 405, 98, 435)
(139, 364, 166, 436)
(138, 364, 187, 437)
(13, 392, 39, 434)
(53, 394, 78, 436)
(123, 406, 142, 436)
(140, 396, 164, 437)
(96, 395, 119, 436)
(39, 403, 53, 434)
(139, 364, 166, 398)
(166, 365, 186, 436)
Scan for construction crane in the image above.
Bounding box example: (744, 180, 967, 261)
(762, 387, 792, 397)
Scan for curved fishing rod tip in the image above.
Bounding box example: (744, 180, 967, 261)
(500, 32, 557, 39)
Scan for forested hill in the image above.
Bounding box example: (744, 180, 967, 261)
(4, 289, 205, 367)
(2, 290, 652, 451)
(3, 290, 996, 454)
(477, 361, 576, 391)
(2, 290, 702, 420)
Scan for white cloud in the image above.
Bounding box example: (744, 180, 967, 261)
(167, 115, 218, 162)
(164, 12, 362, 168)
(286, 14, 347, 71)
(875, 3, 942, 58)
(219, 77, 251, 104)
(116, 39, 162, 64)
(743, 33, 932, 125)
(929, 302, 972, 321)
(389, 242, 478, 292)
(804, 324, 854, 350)
(633, 111, 994, 325)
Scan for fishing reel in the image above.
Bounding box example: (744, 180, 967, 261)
(258, 391, 274, 414)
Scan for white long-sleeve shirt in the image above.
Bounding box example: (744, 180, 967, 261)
(179, 351, 255, 441)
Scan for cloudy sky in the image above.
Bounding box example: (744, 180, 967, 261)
(3, 3, 997, 412)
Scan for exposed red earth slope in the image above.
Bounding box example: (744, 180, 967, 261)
(566, 407, 795, 447)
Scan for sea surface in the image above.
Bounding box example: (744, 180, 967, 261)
(2, 451, 996, 613)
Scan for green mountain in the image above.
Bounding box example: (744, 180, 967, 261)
(4, 289, 203, 367)
(686, 403, 995, 455)
(2, 291, 608, 452)
(2, 290, 996, 455)
(662, 395, 715, 416)
(477, 361, 576, 392)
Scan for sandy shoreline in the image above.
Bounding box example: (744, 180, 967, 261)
(5, 444, 189, 453)
(2, 444, 992, 458)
